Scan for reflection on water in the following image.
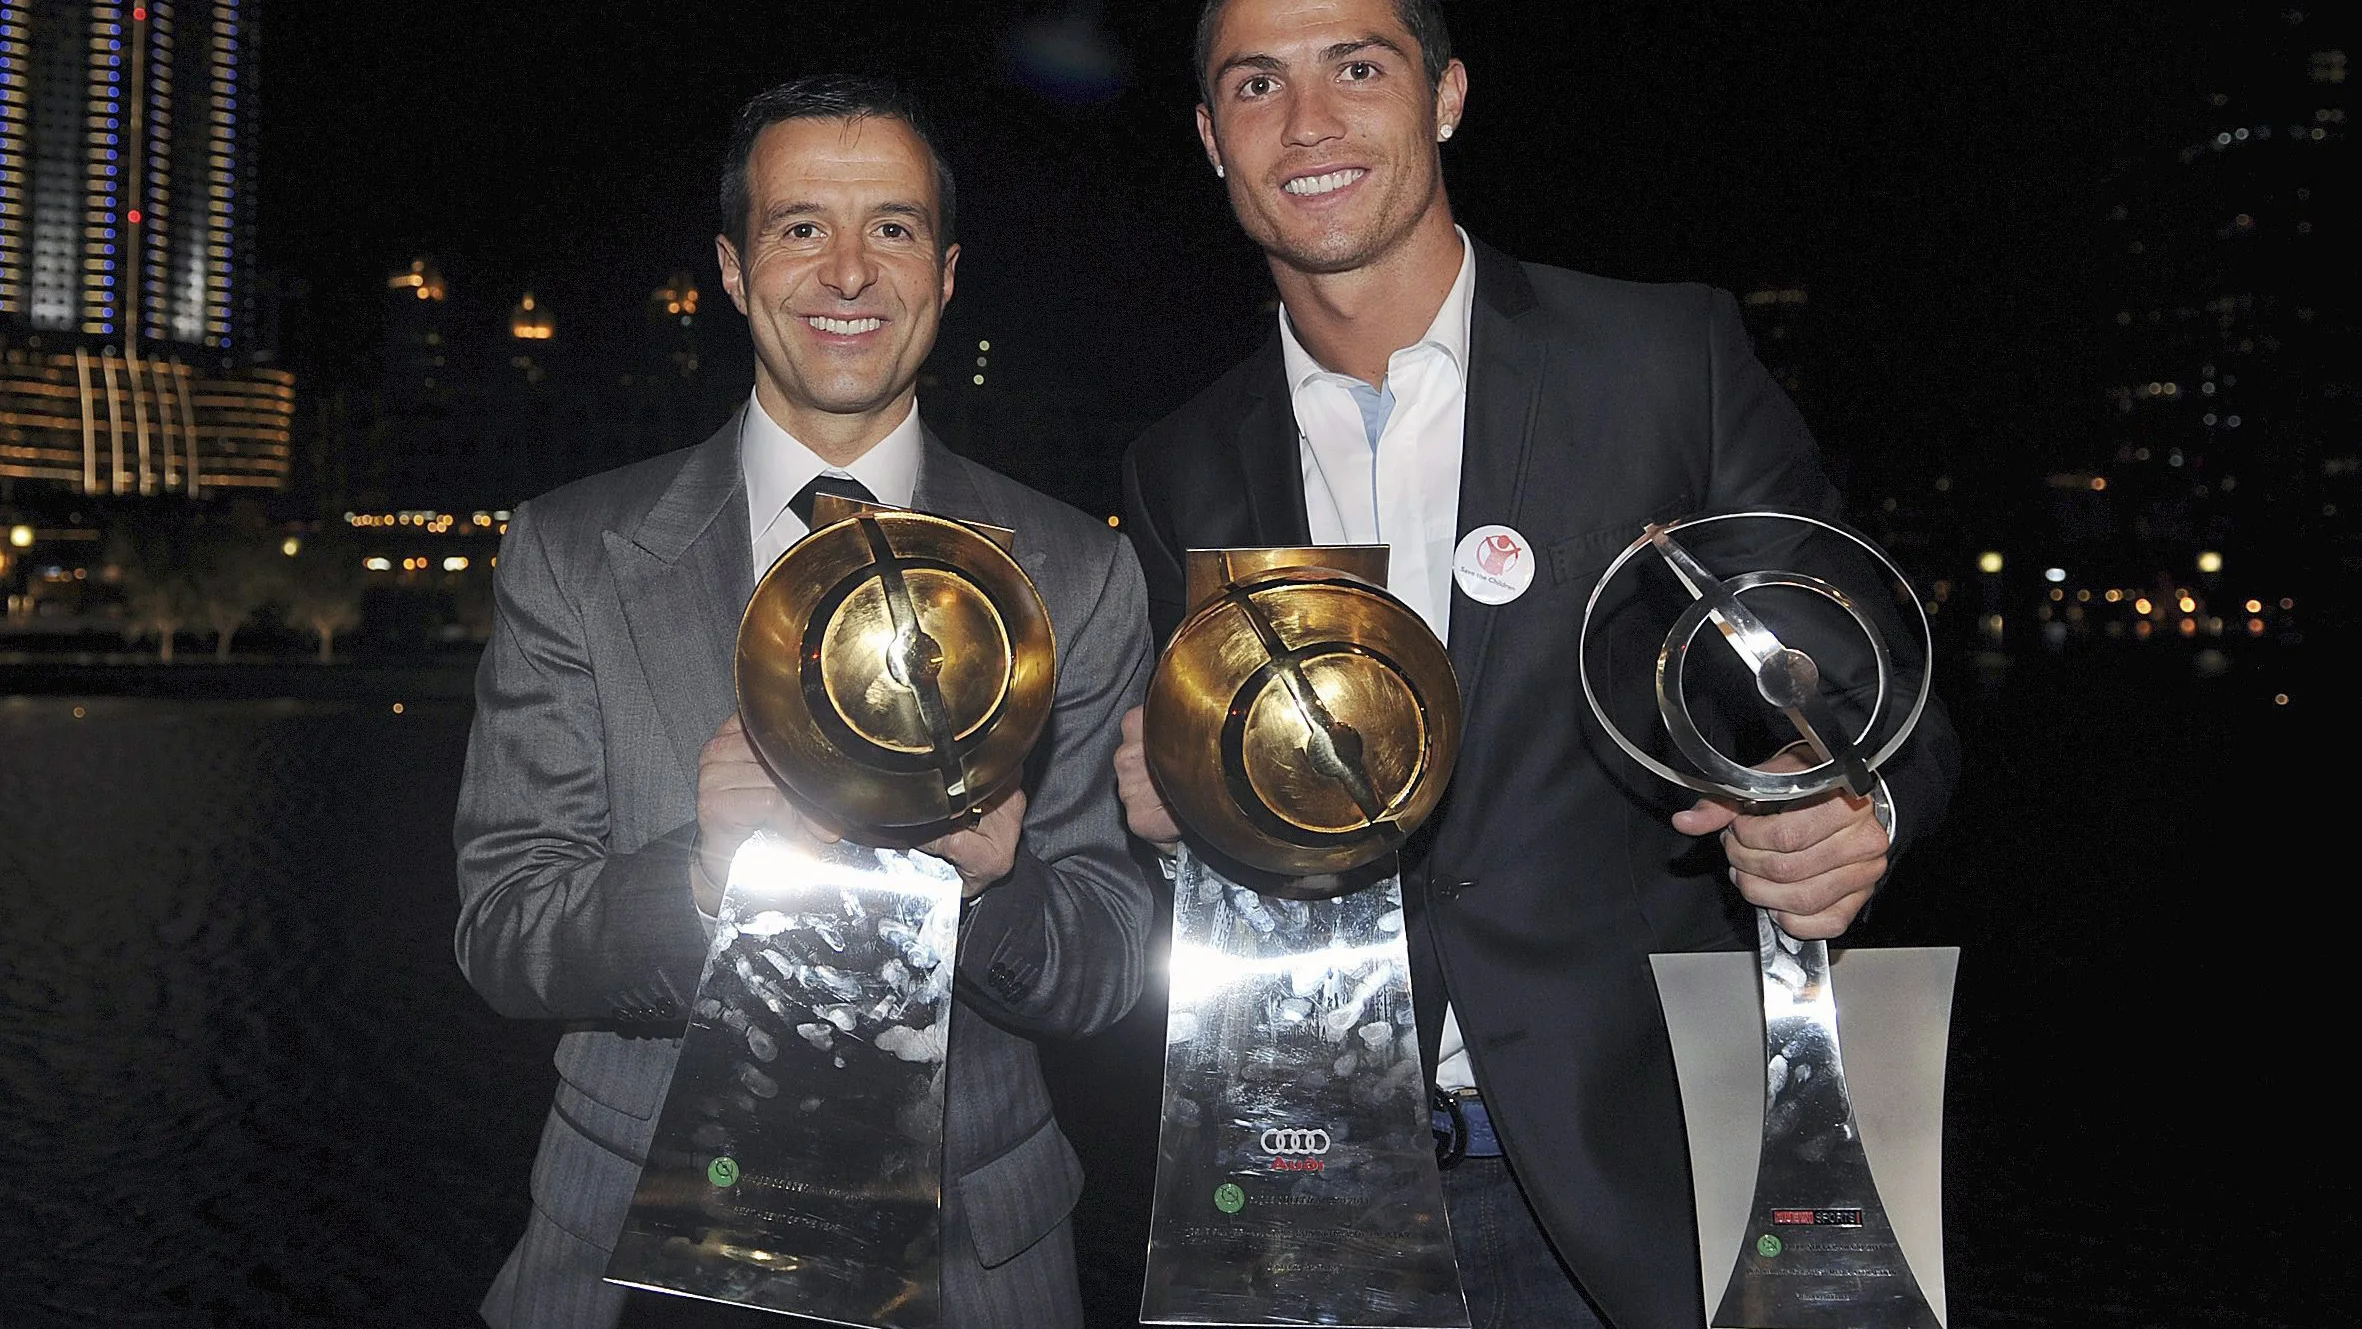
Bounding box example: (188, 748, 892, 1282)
(0, 696, 553, 1328)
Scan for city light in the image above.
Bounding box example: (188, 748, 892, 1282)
(1977, 552, 2004, 574)
(2043, 567, 2066, 583)
(365, 557, 391, 571)
(2196, 550, 2223, 573)
(281, 537, 300, 557)
(7, 525, 30, 548)
(443, 556, 468, 572)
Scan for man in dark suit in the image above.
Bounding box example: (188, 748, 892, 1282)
(1113, 3, 1961, 1327)
(455, 77, 1154, 1328)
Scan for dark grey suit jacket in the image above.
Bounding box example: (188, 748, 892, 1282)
(1124, 241, 1961, 1329)
(455, 414, 1155, 1328)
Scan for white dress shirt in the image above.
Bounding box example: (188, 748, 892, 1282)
(742, 391, 926, 578)
(1279, 228, 1482, 1091)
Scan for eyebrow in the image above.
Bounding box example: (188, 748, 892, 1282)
(1322, 35, 1409, 65)
(1213, 33, 1408, 85)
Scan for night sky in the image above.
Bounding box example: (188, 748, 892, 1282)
(255, 0, 2205, 503)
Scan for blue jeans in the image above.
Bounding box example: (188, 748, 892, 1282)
(1442, 1155, 1611, 1328)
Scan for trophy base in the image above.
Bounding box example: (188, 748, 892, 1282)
(1140, 845, 1469, 1328)
(603, 833, 963, 1328)
(1653, 937, 1958, 1329)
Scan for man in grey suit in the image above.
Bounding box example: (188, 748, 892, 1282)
(455, 76, 1154, 1328)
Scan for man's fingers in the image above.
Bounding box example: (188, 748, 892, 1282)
(1735, 854, 1885, 916)
(1671, 797, 1739, 837)
(1115, 705, 1182, 848)
(1755, 881, 1878, 940)
(1723, 813, 1887, 886)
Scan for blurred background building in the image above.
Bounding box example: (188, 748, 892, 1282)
(0, 0, 292, 500)
(2069, 6, 2351, 614)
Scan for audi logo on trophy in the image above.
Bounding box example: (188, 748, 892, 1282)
(1140, 547, 1470, 1329)
(1260, 1128, 1333, 1156)
(1578, 511, 1955, 1329)
(604, 494, 1057, 1329)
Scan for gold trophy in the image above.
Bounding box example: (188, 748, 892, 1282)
(1139, 547, 1472, 1328)
(606, 495, 1055, 1328)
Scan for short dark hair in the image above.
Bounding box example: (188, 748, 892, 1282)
(718, 75, 957, 257)
(1194, 0, 1453, 103)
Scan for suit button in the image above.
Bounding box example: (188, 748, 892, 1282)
(1437, 878, 1476, 901)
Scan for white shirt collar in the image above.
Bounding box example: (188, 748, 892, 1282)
(742, 391, 925, 552)
(1278, 226, 1476, 392)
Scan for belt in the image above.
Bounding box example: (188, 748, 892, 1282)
(1431, 1086, 1503, 1169)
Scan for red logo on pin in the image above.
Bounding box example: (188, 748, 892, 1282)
(1478, 533, 1523, 576)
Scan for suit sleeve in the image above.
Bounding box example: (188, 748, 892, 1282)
(1701, 287, 1962, 862)
(452, 501, 711, 1021)
(953, 530, 1158, 1040)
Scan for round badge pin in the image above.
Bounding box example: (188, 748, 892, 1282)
(1454, 524, 1536, 605)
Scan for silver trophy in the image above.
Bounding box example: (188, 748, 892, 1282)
(1138, 547, 1471, 1328)
(604, 497, 1056, 1327)
(1578, 511, 1950, 1329)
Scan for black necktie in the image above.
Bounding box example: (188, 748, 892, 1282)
(788, 473, 878, 527)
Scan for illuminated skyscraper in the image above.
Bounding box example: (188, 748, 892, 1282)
(0, 0, 253, 345)
(0, 0, 287, 497)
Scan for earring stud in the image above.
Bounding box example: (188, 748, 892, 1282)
(1438, 124, 1455, 142)
(1215, 163, 1226, 178)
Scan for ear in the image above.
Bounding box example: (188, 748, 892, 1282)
(715, 233, 750, 316)
(1195, 102, 1225, 177)
(939, 243, 960, 307)
(1435, 58, 1469, 139)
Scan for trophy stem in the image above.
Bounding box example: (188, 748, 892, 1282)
(1711, 910, 1941, 1328)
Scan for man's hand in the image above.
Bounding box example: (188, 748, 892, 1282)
(921, 787, 1027, 899)
(1114, 705, 1181, 852)
(1670, 747, 1888, 939)
(695, 711, 840, 914)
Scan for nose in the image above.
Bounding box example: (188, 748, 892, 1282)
(818, 230, 879, 301)
(1282, 80, 1347, 150)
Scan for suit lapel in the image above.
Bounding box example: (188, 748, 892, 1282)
(606, 413, 754, 781)
(913, 432, 993, 528)
(1234, 337, 1313, 548)
(1448, 242, 1548, 708)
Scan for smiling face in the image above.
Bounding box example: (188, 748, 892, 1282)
(716, 115, 957, 456)
(1196, 0, 1465, 277)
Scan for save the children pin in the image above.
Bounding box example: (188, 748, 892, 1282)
(1453, 524, 1535, 605)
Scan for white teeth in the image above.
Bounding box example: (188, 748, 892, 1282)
(1284, 169, 1366, 197)
(808, 316, 882, 335)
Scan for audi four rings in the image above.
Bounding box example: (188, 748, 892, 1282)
(1260, 1128, 1333, 1155)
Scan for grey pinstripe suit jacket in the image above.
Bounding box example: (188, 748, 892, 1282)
(454, 413, 1155, 1328)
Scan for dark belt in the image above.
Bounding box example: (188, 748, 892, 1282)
(1431, 1086, 1503, 1169)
